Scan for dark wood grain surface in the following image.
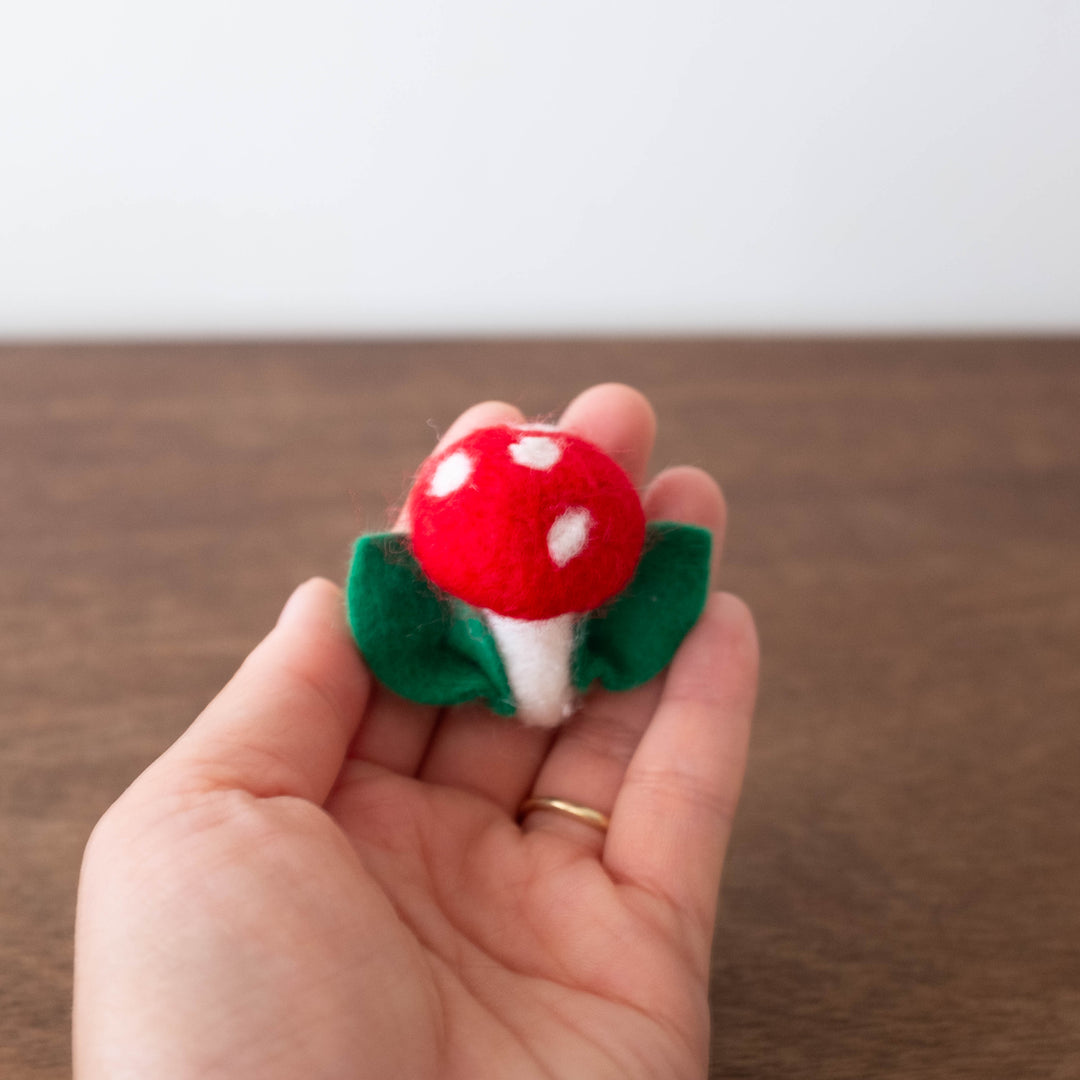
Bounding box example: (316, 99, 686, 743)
(2, 341, 1078, 1078)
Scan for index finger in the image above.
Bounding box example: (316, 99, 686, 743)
(153, 577, 370, 804)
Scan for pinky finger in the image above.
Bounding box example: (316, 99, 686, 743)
(603, 592, 759, 941)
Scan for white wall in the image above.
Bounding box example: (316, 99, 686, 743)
(1, 2, 1078, 337)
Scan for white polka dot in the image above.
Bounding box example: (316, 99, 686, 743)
(510, 435, 563, 471)
(429, 451, 473, 496)
(509, 436, 565, 470)
(547, 506, 592, 567)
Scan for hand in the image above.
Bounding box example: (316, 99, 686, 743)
(74, 384, 759, 1080)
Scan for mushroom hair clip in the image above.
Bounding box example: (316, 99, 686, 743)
(346, 424, 712, 727)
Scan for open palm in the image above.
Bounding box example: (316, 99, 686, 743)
(75, 385, 758, 1080)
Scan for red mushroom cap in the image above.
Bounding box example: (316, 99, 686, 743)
(408, 425, 646, 620)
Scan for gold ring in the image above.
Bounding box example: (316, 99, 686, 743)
(517, 797, 610, 833)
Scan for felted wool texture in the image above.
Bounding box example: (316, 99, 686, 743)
(572, 522, 712, 693)
(346, 533, 515, 715)
(409, 425, 646, 620)
(484, 611, 576, 728)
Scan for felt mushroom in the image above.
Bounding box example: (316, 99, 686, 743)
(345, 421, 711, 729)
(407, 425, 646, 726)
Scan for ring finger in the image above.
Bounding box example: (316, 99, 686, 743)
(519, 465, 726, 850)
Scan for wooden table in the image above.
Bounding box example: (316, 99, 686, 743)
(3, 341, 1078, 1078)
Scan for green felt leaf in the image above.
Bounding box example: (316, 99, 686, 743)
(345, 534, 515, 715)
(572, 521, 712, 693)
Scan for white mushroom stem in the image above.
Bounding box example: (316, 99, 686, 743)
(483, 611, 578, 727)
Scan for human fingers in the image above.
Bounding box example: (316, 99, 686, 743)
(557, 382, 656, 485)
(417, 385, 658, 810)
(604, 593, 759, 943)
(518, 467, 725, 850)
(345, 684, 439, 776)
(154, 578, 372, 804)
(642, 466, 727, 585)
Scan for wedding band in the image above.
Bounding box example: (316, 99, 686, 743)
(517, 797, 610, 833)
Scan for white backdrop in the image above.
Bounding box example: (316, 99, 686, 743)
(2, 2, 1078, 337)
